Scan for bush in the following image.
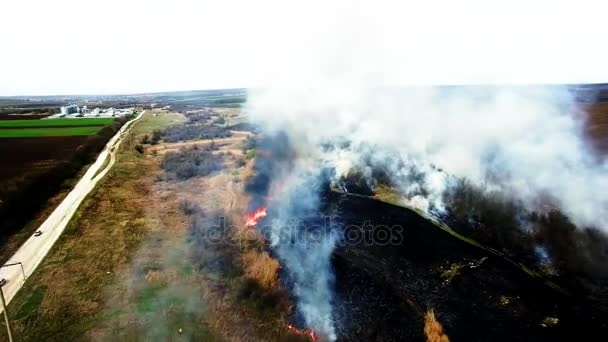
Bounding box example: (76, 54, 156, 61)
(241, 250, 280, 289)
(235, 157, 246, 167)
(161, 147, 223, 180)
(187, 112, 212, 124)
(159, 125, 231, 142)
(150, 130, 162, 145)
(179, 199, 203, 216)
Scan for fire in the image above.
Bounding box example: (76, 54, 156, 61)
(287, 324, 319, 341)
(245, 207, 267, 227)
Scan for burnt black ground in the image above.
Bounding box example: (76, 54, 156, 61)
(322, 191, 608, 341)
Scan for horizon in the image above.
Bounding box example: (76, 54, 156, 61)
(3, 82, 608, 99)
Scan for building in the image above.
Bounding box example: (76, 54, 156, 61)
(60, 104, 79, 115)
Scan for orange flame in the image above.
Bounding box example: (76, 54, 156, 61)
(245, 207, 267, 227)
(287, 324, 319, 341)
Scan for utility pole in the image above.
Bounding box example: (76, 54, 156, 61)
(0, 261, 26, 342)
(0, 286, 13, 342)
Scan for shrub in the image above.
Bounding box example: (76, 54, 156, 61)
(134, 144, 145, 154)
(159, 125, 231, 142)
(241, 250, 280, 289)
(179, 200, 203, 216)
(150, 130, 162, 145)
(161, 147, 223, 180)
(235, 157, 246, 167)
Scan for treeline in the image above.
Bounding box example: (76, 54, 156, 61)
(0, 117, 130, 245)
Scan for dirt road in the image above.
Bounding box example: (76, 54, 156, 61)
(0, 111, 146, 308)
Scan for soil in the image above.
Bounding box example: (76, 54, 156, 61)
(0, 136, 87, 181)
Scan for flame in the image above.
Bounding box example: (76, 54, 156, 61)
(372, 192, 379, 198)
(287, 324, 319, 341)
(245, 207, 267, 227)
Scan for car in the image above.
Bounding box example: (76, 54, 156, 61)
(34, 230, 43, 237)
(0, 278, 6, 287)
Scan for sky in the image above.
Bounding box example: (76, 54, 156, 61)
(1, 0, 608, 96)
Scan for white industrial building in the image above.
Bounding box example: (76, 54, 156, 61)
(60, 104, 79, 115)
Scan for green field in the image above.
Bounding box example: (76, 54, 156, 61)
(0, 118, 114, 128)
(0, 127, 102, 137)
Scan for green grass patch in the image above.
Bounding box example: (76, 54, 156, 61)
(14, 286, 47, 320)
(93, 154, 111, 179)
(136, 285, 165, 314)
(0, 126, 102, 137)
(131, 110, 185, 135)
(0, 118, 114, 127)
(374, 183, 401, 204)
(180, 263, 194, 275)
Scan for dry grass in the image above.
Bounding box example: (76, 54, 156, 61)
(424, 310, 450, 342)
(241, 250, 281, 289)
(2, 109, 298, 341)
(373, 183, 402, 205)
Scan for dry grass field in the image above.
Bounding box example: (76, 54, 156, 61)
(1, 110, 308, 341)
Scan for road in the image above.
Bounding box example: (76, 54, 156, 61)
(0, 111, 146, 308)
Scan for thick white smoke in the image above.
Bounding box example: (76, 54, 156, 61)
(263, 159, 338, 341)
(248, 85, 608, 230)
(244, 1, 608, 338)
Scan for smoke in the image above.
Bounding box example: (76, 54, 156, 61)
(242, 1, 608, 338)
(265, 161, 338, 341)
(248, 85, 608, 229)
(247, 134, 339, 340)
(247, 87, 608, 342)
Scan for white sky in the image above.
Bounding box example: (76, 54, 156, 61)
(1, 0, 607, 96)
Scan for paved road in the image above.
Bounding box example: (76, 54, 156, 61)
(0, 111, 145, 308)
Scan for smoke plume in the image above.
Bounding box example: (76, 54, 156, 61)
(249, 85, 608, 230)
(243, 2, 608, 338)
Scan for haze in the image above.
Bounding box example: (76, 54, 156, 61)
(2, 0, 608, 96)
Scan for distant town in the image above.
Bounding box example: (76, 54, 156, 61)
(48, 104, 135, 119)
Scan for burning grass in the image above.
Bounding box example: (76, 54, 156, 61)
(245, 206, 268, 227)
(424, 310, 450, 342)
